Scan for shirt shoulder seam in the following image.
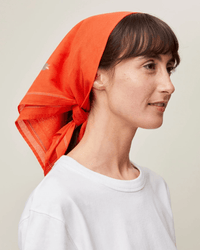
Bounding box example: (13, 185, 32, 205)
(19, 209, 65, 225)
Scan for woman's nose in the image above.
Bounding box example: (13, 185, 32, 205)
(158, 71, 175, 95)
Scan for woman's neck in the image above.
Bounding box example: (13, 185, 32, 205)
(67, 107, 140, 180)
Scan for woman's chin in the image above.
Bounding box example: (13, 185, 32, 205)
(140, 118, 164, 129)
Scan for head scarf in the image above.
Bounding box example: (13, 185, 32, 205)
(15, 11, 133, 175)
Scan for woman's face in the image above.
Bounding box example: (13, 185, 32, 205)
(104, 53, 176, 129)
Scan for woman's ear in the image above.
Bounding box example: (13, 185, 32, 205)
(93, 68, 108, 91)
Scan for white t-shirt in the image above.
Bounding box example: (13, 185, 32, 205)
(18, 155, 177, 250)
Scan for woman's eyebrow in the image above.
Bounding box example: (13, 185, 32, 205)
(139, 55, 175, 64)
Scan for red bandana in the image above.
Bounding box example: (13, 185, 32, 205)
(15, 12, 133, 175)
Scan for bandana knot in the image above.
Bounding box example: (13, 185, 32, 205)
(72, 105, 89, 126)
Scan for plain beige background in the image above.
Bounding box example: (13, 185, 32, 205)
(1, 0, 200, 249)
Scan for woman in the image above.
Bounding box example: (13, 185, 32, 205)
(16, 12, 180, 250)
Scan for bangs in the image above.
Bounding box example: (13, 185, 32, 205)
(119, 14, 180, 66)
(99, 13, 180, 69)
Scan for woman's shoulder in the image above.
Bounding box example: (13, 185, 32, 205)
(139, 164, 172, 204)
(138, 164, 169, 191)
(19, 156, 85, 223)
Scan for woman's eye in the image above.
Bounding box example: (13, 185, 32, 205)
(143, 63, 176, 75)
(143, 63, 156, 71)
(167, 66, 175, 75)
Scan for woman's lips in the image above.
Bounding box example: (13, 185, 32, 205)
(148, 102, 167, 112)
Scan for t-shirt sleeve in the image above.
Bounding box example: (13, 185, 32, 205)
(18, 210, 78, 250)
